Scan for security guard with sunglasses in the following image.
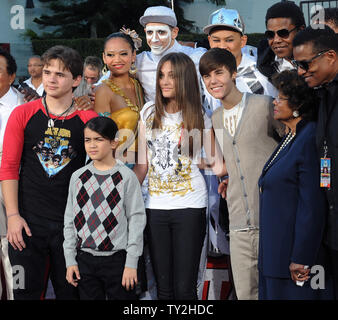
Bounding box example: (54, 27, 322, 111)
(257, 1, 305, 82)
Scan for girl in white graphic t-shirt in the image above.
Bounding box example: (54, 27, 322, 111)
(134, 52, 226, 300)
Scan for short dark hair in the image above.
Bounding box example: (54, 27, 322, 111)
(104, 32, 135, 52)
(272, 70, 317, 120)
(293, 25, 338, 53)
(311, 7, 338, 28)
(199, 48, 237, 77)
(0, 48, 17, 75)
(84, 116, 118, 141)
(265, 1, 305, 28)
(84, 56, 102, 70)
(41, 45, 83, 79)
(324, 7, 338, 27)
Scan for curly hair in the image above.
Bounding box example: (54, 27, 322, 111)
(272, 70, 318, 120)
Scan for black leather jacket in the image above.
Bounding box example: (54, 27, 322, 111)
(257, 39, 280, 82)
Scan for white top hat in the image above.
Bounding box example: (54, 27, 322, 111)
(139, 6, 177, 28)
(203, 8, 245, 35)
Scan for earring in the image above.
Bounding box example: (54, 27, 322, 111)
(129, 61, 137, 75)
(293, 110, 299, 118)
(102, 64, 108, 75)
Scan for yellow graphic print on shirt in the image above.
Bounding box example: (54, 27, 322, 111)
(145, 114, 194, 197)
(33, 127, 75, 177)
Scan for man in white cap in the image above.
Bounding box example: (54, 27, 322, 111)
(202, 8, 277, 114)
(136, 6, 206, 102)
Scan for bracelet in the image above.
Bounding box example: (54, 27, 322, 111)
(7, 213, 20, 218)
(218, 175, 228, 183)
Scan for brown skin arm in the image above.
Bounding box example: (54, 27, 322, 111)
(93, 84, 113, 116)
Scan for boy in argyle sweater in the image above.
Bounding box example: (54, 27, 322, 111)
(63, 117, 146, 300)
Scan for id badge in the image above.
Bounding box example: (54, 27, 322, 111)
(320, 158, 331, 188)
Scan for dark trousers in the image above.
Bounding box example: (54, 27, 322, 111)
(8, 217, 78, 300)
(146, 207, 206, 300)
(76, 250, 137, 300)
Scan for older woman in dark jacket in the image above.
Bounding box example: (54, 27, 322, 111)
(258, 70, 333, 300)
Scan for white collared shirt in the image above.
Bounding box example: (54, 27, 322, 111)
(24, 77, 44, 96)
(0, 87, 24, 152)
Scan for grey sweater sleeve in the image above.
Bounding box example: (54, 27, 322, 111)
(123, 169, 147, 269)
(63, 173, 78, 268)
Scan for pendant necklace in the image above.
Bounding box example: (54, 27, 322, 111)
(43, 97, 75, 148)
(44, 98, 75, 128)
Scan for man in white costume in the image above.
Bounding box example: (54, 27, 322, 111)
(136, 6, 206, 102)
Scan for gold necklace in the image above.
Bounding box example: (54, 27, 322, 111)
(103, 78, 139, 112)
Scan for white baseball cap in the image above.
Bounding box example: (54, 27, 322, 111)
(139, 6, 177, 28)
(203, 8, 245, 35)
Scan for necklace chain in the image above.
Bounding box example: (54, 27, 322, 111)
(43, 97, 75, 128)
(43, 97, 75, 149)
(265, 131, 296, 171)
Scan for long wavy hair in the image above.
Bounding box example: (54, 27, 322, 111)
(153, 52, 204, 157)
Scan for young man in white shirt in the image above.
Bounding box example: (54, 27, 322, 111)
(205, 9, 276, 97)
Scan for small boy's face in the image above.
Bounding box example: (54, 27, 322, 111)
(202, 66, 236, 101)
(208, 29, 247, 63)
(42, 59, 81, 99)
(84, 128, 118, 162)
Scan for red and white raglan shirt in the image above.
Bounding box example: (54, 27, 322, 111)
(0, 98, 97, 224)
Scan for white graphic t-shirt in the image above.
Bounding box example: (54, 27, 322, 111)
(140, 102, 212, 209)
(223, 93, 246, 137)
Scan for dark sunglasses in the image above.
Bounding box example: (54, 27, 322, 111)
(264, 27, 297, 40)
(291, 50, 329, 71)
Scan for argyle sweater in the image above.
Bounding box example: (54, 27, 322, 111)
(63, 160, 146, 269)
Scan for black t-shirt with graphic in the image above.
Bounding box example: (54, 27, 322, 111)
(0, 98, 97, 223)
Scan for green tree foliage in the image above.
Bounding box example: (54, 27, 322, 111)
(32, 0, 226, 39)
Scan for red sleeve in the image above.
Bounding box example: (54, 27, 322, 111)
(78, 110, 98, 124)
(0, 100, 41, 181)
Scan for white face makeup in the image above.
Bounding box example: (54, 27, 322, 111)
(145, 25, 172, 55)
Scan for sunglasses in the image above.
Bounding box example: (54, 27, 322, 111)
(264, 27, 297, 40)
(291, 50, 329, 71)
